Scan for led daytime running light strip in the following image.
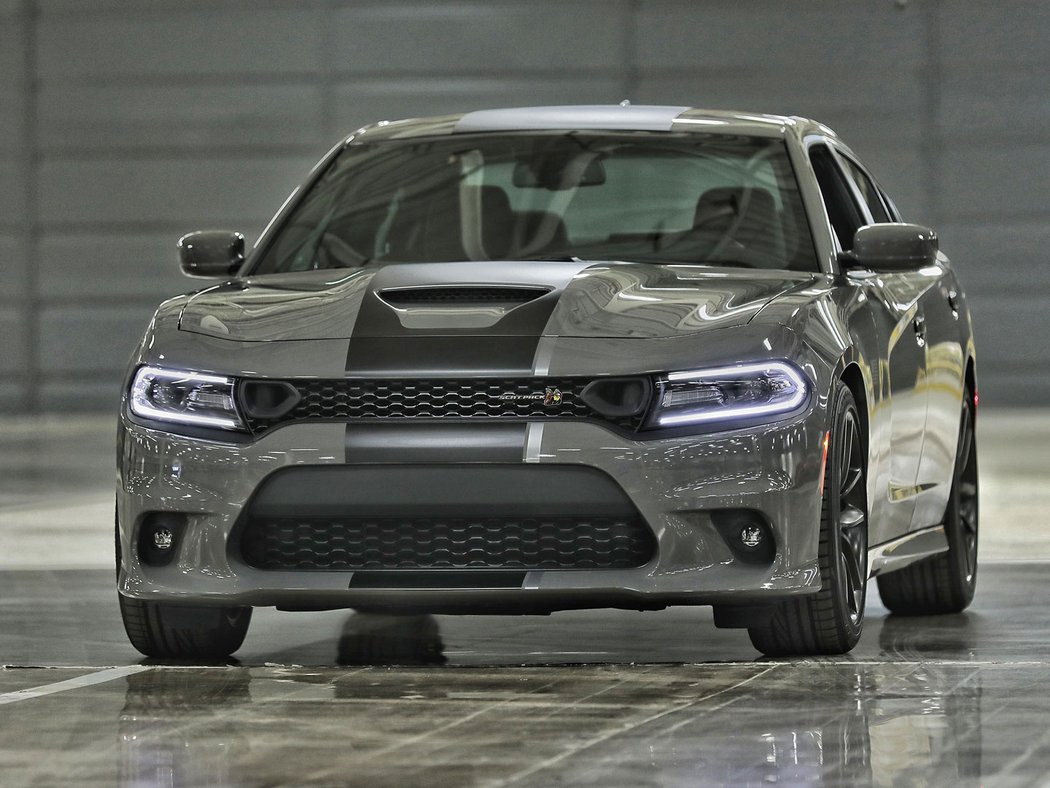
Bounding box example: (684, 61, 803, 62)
(657, 361, 808, 426)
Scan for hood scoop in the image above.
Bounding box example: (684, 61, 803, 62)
(378, 286, 551, 308)
(375, 285, 555, 330)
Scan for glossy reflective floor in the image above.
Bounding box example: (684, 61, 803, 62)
(1, 411, 1049, 786)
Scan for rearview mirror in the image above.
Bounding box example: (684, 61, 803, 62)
(512, 156, 606, 190)
(847, 224, 938, 273)
(178, 231, 245, 278)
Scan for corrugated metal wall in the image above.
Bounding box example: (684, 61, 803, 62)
(1, 0, 1046, 411)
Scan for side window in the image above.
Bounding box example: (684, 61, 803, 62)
(876, 185, 902, 222)
(808, 144, 865, 251)
(839, 156, 892, 223)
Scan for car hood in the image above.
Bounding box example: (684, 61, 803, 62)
(178, 261, 816, 342)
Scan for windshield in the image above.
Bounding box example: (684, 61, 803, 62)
(251, 131, 817, 274)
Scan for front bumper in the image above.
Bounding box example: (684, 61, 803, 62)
(117, 414, 826, 612)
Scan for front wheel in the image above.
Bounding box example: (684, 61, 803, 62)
(119, 595, 252, 660)
(749, 381, 869, 656)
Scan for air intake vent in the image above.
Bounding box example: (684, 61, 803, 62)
(239, 515, 655, 571)
(378, 286, 550, 307)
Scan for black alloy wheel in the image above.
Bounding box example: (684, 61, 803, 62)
(877, 391, 979, 614)
(954, 396, 980, 589)
(836, 401, 869, 630)
(749, 381, 869, 656)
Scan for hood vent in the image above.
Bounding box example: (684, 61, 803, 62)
(378, 286, 551, 308)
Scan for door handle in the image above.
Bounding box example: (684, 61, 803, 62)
(912, 313, 927, 346)
(947, 289, 960, 317)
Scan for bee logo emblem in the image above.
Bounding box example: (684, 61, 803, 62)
(543, 388, 563, 407)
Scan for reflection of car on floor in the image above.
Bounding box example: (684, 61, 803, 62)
(119, 668, 252, 785)
(115, 105, 979, 659)
(577, 660, 983, 785)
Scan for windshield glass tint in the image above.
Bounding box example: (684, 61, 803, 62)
(252, 132, 817, 274)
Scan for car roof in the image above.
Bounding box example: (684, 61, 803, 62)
(348, 105, 838, 143)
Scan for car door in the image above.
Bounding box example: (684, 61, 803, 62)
(834, 147, 953, 536)
(807, 141, 927, 542)
(869, 177, 966, 530)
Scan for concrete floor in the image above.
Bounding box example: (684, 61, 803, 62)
(1, 410, 1049, 785)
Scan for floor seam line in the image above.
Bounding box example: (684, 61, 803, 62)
(0, 665, 148, 705)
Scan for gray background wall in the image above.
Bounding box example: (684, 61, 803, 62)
(0, 0, 1046, 411)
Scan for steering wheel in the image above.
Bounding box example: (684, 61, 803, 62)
(313, 232, 369, 269)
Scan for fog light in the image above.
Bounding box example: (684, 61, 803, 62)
(740, 525, 763, 550)
(152, 528, 174, 551)
(711, 509, 776, 566)
(137, 513, 186, 567)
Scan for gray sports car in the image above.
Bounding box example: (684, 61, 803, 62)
(116, 105, 978, 659)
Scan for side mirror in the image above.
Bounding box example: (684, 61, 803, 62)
(178, 231, 245, 278)
(846, 223, 938, 273)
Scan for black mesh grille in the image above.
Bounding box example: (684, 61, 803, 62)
(244, 377, 643, 433)
(239, 516, 655, 570)
(379, 287, 549, 306)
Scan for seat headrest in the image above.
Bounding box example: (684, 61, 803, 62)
(694, 187, 776, 228)
(479, 185, 513, 259)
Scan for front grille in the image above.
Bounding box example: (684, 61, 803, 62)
(244, 377, 643, 434)
(239, 516, 655, 571)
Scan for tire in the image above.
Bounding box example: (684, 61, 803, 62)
(119, 595, 252, 660)
(876, 391, 978, 615)
(748, 381, 869, 656)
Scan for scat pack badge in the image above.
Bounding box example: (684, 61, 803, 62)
(497, 387, 566, 407)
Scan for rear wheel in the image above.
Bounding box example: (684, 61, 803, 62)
(749, 381, 869, 656)
(119, 595, 252, 660)
(876, 392, 978, 614)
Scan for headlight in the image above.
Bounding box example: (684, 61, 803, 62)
(650, 361, 809, 428)
(129, 366, 242, 430)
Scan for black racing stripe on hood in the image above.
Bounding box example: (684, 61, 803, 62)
(344, 282, 564, 374)
(342, 273, 570, 463)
